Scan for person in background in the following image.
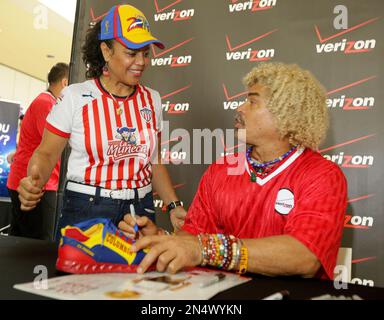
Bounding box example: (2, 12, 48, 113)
(7, 63, 69, 240)
(120, 62, 347, 280)
(17, 5, 186, 240)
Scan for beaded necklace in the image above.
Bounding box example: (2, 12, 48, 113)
(246, 145, 297, 182)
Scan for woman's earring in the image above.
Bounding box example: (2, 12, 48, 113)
(102, 62, 109, 76)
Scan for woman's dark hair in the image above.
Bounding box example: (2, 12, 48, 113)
(82, 21, 113, 79)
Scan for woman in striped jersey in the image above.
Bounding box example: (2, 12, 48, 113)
(17, 4, 186, 239)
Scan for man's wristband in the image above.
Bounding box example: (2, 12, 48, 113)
(166, 200, 183, 212)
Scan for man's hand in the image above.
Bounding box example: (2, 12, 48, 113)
(130, 235, 202, 274)
(170, 206, 187, 231)
(118, 215, 159, 239)
(17, 165, 44, 211)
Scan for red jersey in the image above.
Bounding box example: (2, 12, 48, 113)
(183, 148, 347, 279)
(7, 92, 60, 191)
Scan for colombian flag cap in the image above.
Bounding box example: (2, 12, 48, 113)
(99, 4, 165, 50)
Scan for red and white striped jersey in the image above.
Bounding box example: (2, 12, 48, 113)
(46, 78, 162, 189)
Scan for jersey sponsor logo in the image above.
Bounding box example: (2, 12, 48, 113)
(115, 127, 137, 144)
(107, 127, 148, 161)
(225, 30, 277, 62)
(140, 107, 152, 122)
(314, 17, 379, 55)
(275, 188, 294, 215)
(151, 38, 193, 68)
(229, 0, 277, 13)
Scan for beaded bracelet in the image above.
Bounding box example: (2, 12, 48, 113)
(197, 234, 208, 266)
(197, 233, 245, 272)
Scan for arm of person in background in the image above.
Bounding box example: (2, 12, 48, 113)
(17, 129, 68, 211)
(151, 135, 187, 230)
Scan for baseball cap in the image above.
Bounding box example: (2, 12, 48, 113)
(99, 4, 164, 50)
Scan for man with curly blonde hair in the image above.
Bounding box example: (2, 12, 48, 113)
(120, 62, 347, 280)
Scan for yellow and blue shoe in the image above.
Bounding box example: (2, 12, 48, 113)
(56, 218, 149, 274)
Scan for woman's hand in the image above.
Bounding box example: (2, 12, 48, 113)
(130, 234, 202, 274)
(119, 214, 160, 239)
(17, 165, 44, 211)
(170, 206, 187, 231)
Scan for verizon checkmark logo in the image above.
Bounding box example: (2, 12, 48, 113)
(352, 257, 376, 264)
(321, 134, 376, 168)
(151, 38, 194, 67)
(154, 0, 182, 13)
(229, 0, 278, 13)
(344, 194, 375, 229)
(153, 0, 195, 22)
(89, 7, 107, 22)
(161, 84, 191, 114)
(315, 17, 379, 54)
(326, 76, 377, 110)
(225, 29, 277, 62)
(222, 84, 246, 110)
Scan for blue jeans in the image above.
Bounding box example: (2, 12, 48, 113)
(55, 186, 155, 241)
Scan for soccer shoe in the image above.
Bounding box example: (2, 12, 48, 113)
(56, 218, 149, 274)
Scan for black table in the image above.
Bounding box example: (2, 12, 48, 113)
(1, 235, 383, 300)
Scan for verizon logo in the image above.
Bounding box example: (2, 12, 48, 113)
(161, 84, 191, 114)
(351, 278, 374, 287)
(326, 76, 376, 111)
(225, 30, 277, 62)
(326, 95, 375, 110)
(154, 8, 194, 21)
(151, 55, 192, 67)
(151, 38, 193, 68)
(323, 152, 374, 168)
(316, 38, 376, 54)
(320, 134, 376, 167)
(160, 149, 187, 163)
(162, 101, 190, 113)
(314, 17, 379, 55)
(344, 214, 374, 229)
(224, 100, 246, 110)
(226, 48, 275, 61)
(229, 0, 277, 13)
(222, 84, 246, 110)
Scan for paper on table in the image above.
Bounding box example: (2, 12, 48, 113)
(13, 268, 250, 300)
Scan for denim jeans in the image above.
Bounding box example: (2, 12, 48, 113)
(55, 186, 155, 241)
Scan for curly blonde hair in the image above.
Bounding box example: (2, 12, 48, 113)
(243, 62, 328, 150)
